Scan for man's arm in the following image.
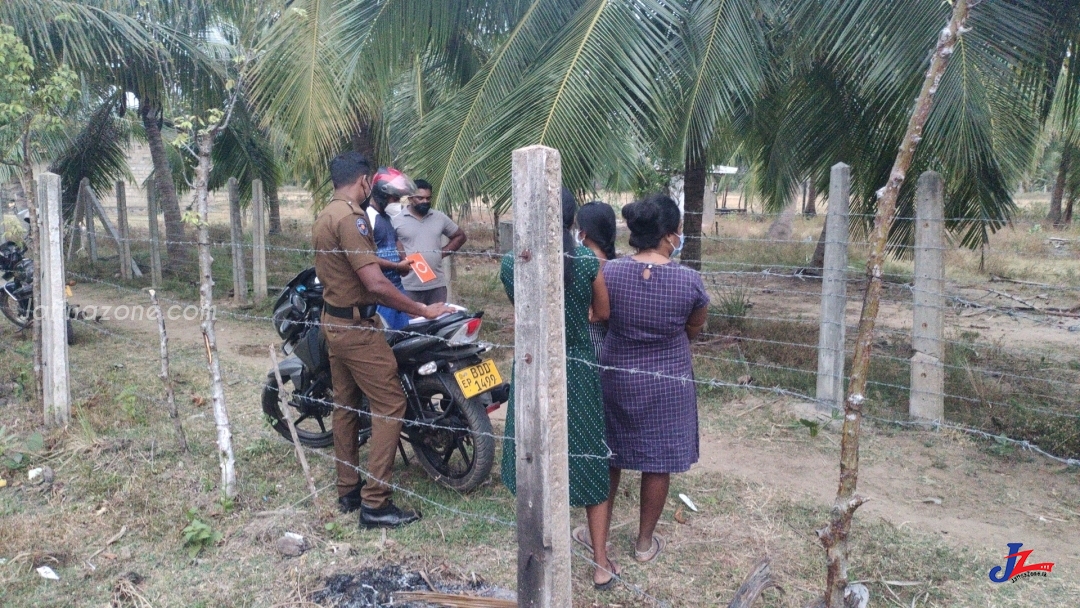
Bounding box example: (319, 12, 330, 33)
(443, 228, 467, 255)
(376, 257, 412, 274)
(357, 264, 451, 319)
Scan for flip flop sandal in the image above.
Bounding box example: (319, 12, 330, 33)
(634, 534, 666, 564)
(571, 525, 614, 555)
(593, 558, 621, 591)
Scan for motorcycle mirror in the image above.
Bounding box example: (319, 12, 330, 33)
(290, 292, 308, 313)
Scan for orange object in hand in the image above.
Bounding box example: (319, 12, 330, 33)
(405, 253, 437, 284)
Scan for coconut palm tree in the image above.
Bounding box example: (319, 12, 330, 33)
(2, 0, 231, 270)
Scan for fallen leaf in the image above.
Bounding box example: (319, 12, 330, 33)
(0, 479, 6, 488)
(674, 506, 687, 524)
(36, 566, 59, 580)
(102, 552, 117, 560)
(191, 395, 207, 407)
(737, 375, 754, 386)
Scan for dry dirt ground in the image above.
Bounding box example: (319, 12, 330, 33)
(2, 196, 1078, 606)
(6, 277, 1068, 606)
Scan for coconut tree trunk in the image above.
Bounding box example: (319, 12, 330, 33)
(805, 179, 818, 217)
(352, 118, 377, 165)
(195, 130, 237, 498)
(141, 100, 187, 271)
(1064, 191, 1075, 225)
(267, 179, 282, 235)
(1048, 146, 1069, 226)
(682, 152, 707, 271)
(815, 3, 970, 607)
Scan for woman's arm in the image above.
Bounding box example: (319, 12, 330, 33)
(589, 267, 610, 322)
(685, 306, 708, 340)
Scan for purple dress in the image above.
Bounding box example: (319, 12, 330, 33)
(601, 258, 710, 473)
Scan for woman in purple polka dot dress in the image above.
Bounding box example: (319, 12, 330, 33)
(600, 194, 709, 565)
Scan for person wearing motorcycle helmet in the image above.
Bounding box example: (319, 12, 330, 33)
(366, 168, 416, 331)
(312, 151, 453, 528)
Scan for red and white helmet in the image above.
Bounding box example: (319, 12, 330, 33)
(372, 167, 416, 199)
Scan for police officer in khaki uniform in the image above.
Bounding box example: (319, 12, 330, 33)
(312, 152, 452, 528)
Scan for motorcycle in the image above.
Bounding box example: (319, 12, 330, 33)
(0, 240, 75, 344)
(261, 268, 509, 493)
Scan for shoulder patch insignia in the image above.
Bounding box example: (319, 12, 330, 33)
(356, 217, 370, 237)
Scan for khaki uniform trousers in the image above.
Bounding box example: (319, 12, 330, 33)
(323, 313, 406, 508)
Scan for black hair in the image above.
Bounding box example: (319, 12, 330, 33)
(561, 187, 578, 288)
(623, 193, 681, 250)
(414, 179, 432, 191)
(577, 201, 617, 261)
(329, 151, 372, 189)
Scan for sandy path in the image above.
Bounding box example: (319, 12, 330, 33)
(695, 398, 1080, 577)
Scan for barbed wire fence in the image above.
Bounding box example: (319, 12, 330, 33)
(16, 158, 1080, 606)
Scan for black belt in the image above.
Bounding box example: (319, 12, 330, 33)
(324, 303, 378, 320)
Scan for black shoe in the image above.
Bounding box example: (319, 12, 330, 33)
(360, 501, 422, 529)
(337, 483, 365, 513)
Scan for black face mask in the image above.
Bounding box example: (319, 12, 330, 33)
(414, 203, 432, 216)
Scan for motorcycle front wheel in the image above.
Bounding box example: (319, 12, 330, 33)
(410, 375, 495, 493)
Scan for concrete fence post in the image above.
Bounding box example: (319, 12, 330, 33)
(116, 180, 132, 280)
(80, 179, 98, 263)
(498, 220, 515, 254)
(251, 179, 267, 303)
(37, 173, 70, 426)
(228, 177, 248, 305)
(910, 171, 945, 421)
(816, 162, 850, 412)
(512, 145, 571, 608)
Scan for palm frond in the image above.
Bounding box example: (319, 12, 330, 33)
(48, 95, 133, 219)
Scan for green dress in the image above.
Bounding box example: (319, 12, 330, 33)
(500, 247, 610, 507)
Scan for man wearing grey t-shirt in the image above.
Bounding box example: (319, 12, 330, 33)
(392, 179, 468, 304)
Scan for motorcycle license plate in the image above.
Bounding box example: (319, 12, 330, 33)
(454, 360, 503, 399)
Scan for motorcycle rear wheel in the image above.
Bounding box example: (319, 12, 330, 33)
(1, 290, 30, 329)
(262, 374, 349, 448)
(410, 375, 495, 493)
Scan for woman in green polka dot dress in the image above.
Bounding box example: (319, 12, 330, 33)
(500, 189, 618, 589)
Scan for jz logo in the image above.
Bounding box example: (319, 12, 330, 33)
(988, 543, 1054, 583)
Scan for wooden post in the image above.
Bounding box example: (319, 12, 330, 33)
(116, 180, 132, 280)
(270, 345, 317, 499)
(149, 289, 188, 453)
(82, 182, 141, 276)
(251, 179, 267, 303)
(910, 172, 945, 421)
(511, 145, 571, 608)
(816, 163, 850, 412)
(147, 184, 163, 289)
(228, 177, 248, 305)
(195, 130, 237, 498)
(67, 185, 85, 262)
(81, 178, 98, 263)
(37, 173, 70, 427)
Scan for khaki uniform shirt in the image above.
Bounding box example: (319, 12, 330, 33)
(312, 198, 380, 308)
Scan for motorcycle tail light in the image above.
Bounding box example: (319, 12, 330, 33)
(447, 318, 482, 345)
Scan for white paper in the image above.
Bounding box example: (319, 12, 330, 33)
(678, 493, 698, 512)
